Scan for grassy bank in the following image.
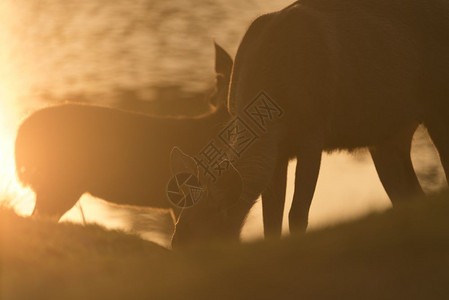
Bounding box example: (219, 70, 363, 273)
(1, 194, 449, 299)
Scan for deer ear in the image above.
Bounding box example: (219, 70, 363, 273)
(214, 41, 233, 78)
(170, 147, 198, 177)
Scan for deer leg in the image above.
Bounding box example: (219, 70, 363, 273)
(289, 145, 322, 234)
(33, 189, 82, 221)
(261, 157, 288, 239)
(426, 117, 449, 185)
(370, 124, 424, 205)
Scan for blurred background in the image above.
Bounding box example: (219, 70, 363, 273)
(0, 0, 446, 247)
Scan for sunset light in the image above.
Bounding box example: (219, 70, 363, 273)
(0, 87, 34, 214)
(2, 1, 449, 298)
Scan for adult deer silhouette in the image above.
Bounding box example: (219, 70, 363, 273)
(15, 43, 234, 220)
(171, 0, 449, 247)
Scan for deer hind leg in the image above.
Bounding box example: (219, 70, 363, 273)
(33, 188, 82, 221)
(426, 116, 449, 185)
(370, 124, 424, 205)
(289, 143, 322, 234)
(261, 156, 288, 239)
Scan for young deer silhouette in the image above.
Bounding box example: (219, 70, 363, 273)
(171, 0, 449, 247)
(15, 43, 234, 220)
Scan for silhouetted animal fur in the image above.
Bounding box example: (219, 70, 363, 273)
(15, 43, 233, 219)
(171, 0, 449, 247)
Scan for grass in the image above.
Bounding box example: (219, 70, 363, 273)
(1, 194, 449, 299)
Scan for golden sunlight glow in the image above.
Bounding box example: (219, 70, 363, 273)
(0, 0, 445, 248)
(0, 1, 33, 214)
(0, 88, 34, 215)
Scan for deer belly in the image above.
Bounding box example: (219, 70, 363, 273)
(324, 114, 418, 151)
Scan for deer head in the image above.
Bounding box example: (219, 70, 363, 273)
(169, 147, 243, 248)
